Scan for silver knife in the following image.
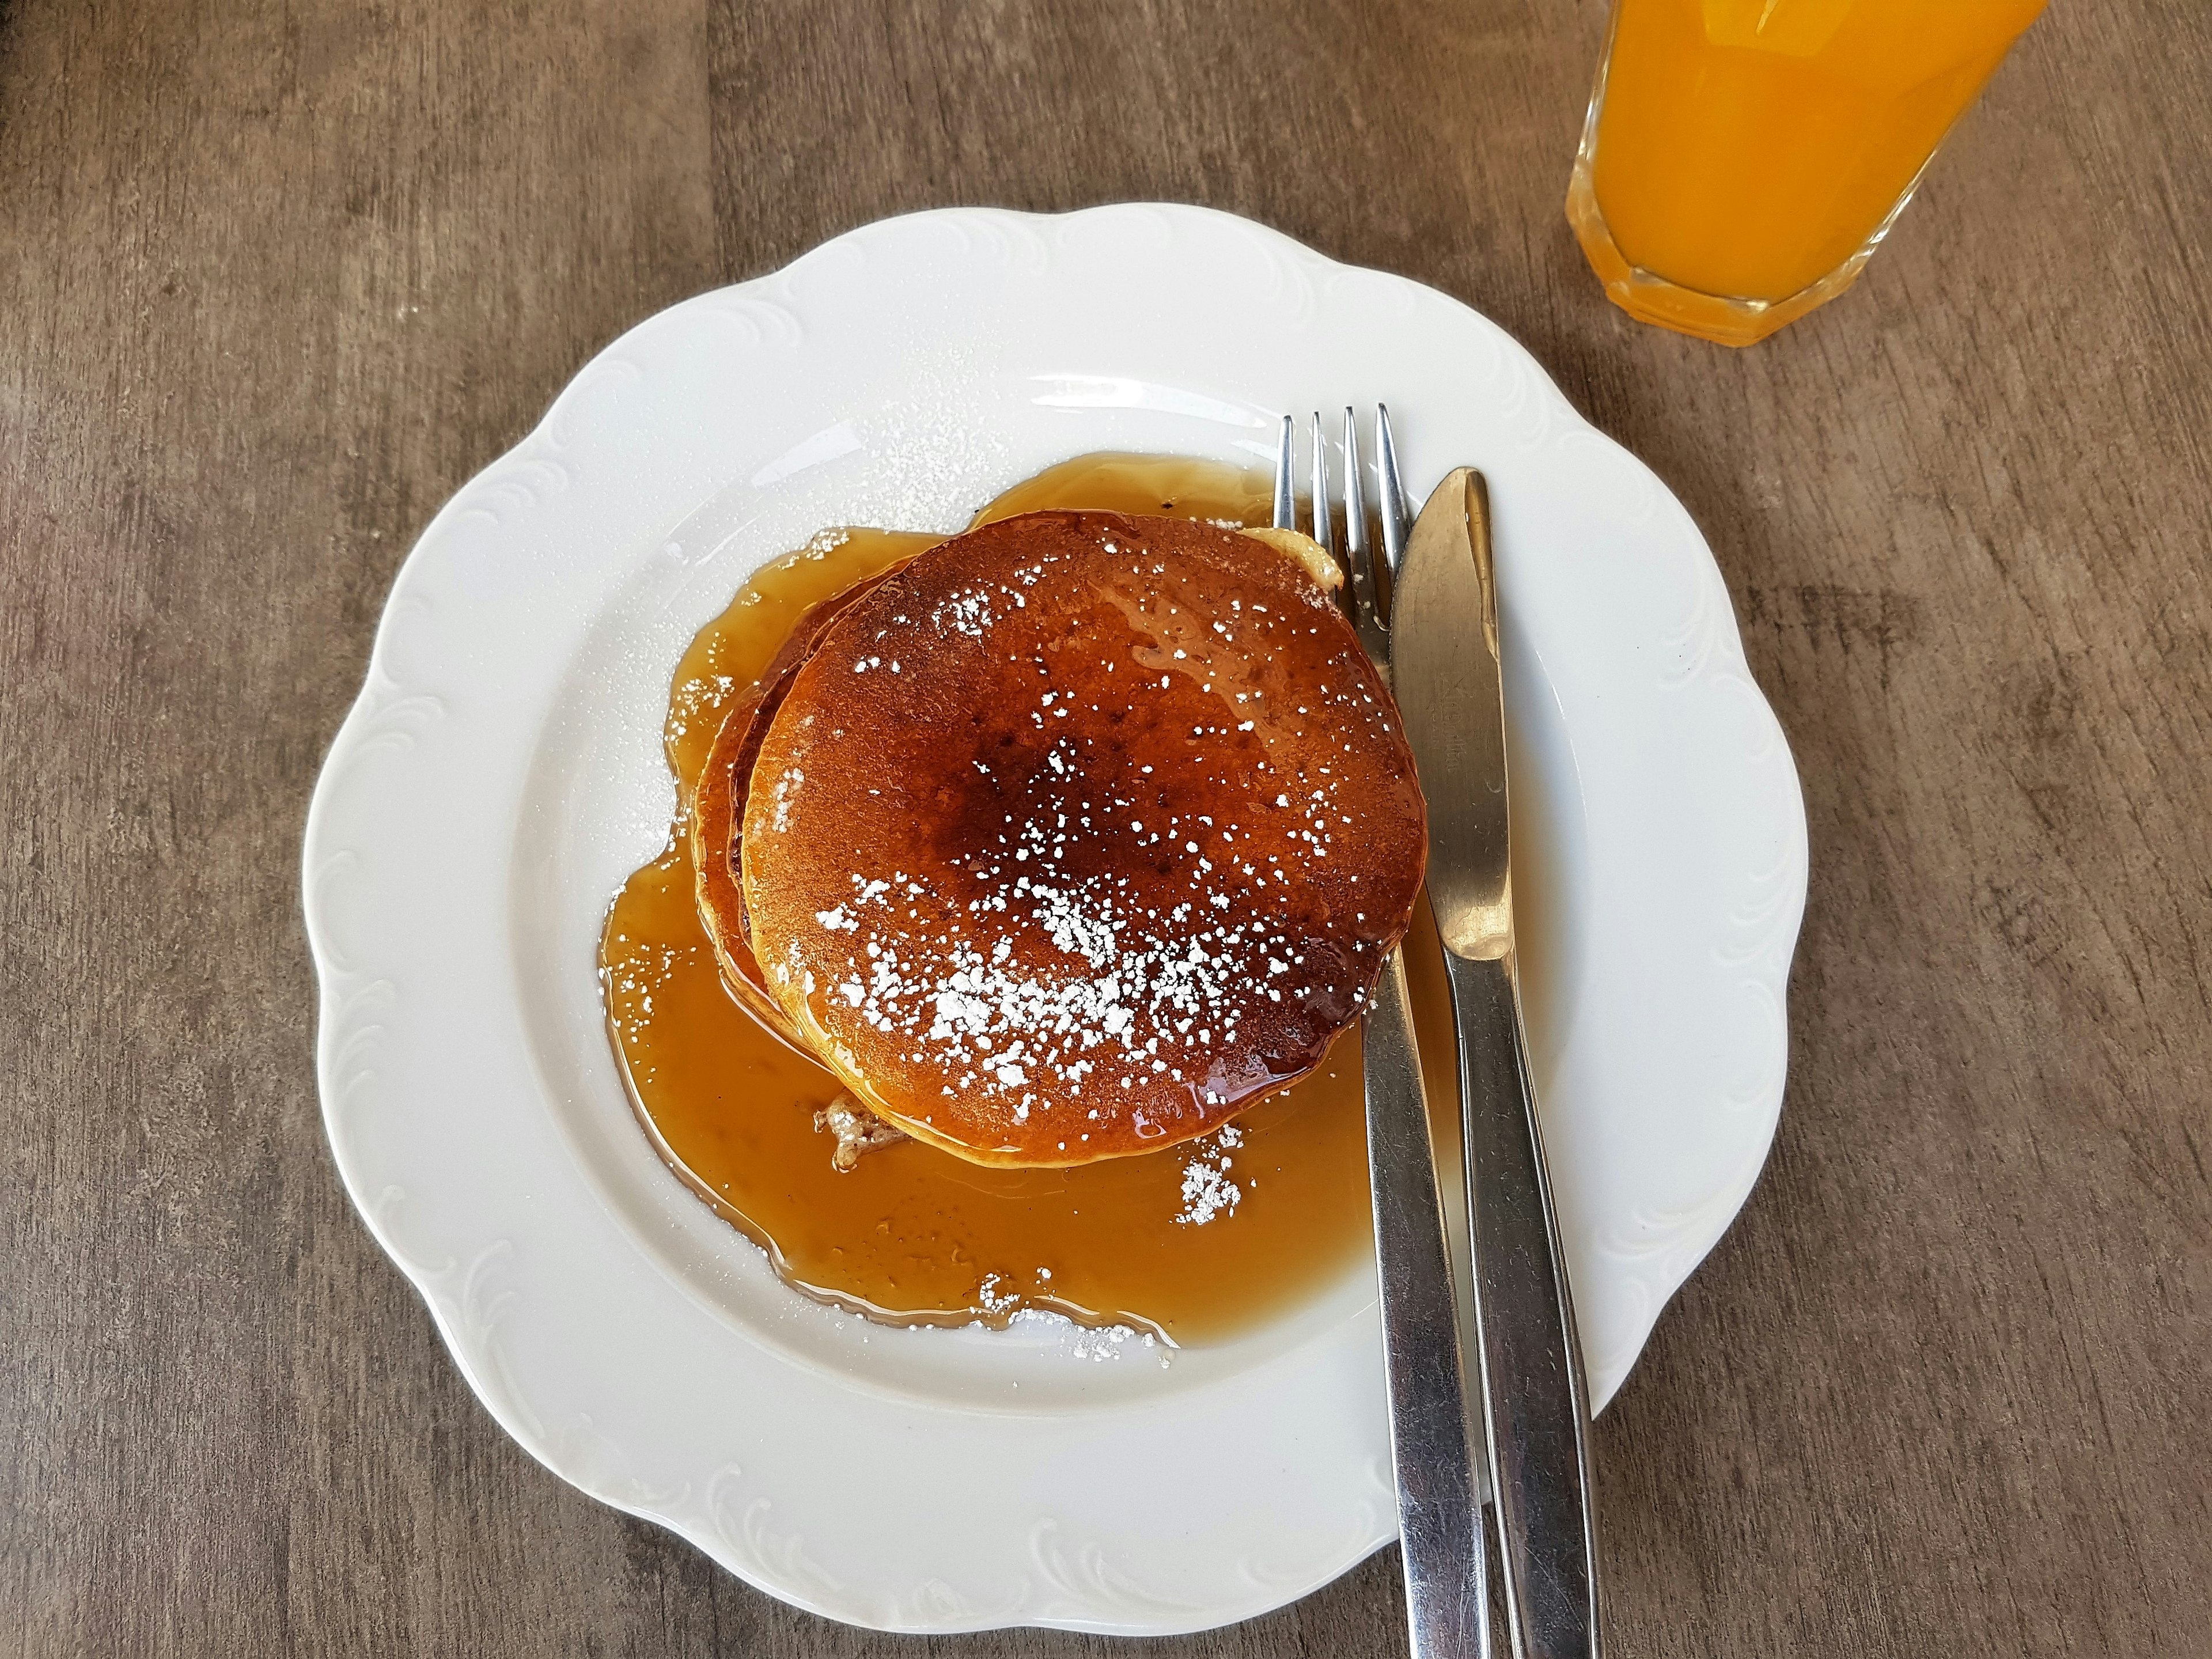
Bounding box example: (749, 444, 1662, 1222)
(1391, 469, 1604, 1659)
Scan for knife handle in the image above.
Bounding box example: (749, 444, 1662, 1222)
(1445, 952, 1602, 1659)
(1365, 946, 1492, 1659)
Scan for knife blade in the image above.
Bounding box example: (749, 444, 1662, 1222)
(1391, 469, 1603, 1659)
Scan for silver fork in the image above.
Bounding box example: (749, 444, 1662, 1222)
(1276, 410, 1491, 1659)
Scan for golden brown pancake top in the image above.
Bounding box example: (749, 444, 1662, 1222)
(741, 510, 1427, 1166)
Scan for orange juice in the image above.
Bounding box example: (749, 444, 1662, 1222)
(1567, 0, 2046, 343)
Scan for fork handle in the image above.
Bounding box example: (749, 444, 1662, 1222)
(1365, 947, 1491, 1659)
(1446, 951, 1601, 1659)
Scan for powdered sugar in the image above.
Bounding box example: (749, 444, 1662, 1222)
(805, 850, 1300, 1120)
(1175, 1123, 1244, 1225)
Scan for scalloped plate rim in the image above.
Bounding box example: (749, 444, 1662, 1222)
(302, 201, 1808, 1635)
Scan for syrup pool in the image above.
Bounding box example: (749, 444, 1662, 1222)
(600, 454, 1464, 1343)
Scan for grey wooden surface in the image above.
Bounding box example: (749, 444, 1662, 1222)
(3, 0, 2207, 1653)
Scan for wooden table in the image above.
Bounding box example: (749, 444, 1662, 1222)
(5, 1, 2206, 1652)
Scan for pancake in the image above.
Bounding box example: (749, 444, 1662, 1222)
(689, 563, 905, 1048)
(739, 509, 1427, 1168)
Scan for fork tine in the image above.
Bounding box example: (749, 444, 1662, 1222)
(1376, 404, 1409, 576)
(1342, 408, 1386, 642)
(1310, 414, 1354, 620)
(1272, 415, 1295, 532)
(1308, 411, 1335, 558)
(1342, 407, 1368, 569)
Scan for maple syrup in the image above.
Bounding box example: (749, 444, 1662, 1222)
(600, 454, 1462, 1344)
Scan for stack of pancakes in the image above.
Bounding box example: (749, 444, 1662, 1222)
(689, 508, 1427, 1168)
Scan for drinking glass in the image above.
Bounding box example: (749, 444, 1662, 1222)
(1566, 0, 2048, 346)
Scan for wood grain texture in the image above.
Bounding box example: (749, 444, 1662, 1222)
(2, 0, 2206, 1653)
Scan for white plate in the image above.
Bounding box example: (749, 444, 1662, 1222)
(305, 204, 1806, 1636)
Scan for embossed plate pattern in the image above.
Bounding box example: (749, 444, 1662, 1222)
(304, 204, 1807, 1635)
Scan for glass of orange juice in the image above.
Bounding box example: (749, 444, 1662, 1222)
(1566, 0, 2047, 346)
